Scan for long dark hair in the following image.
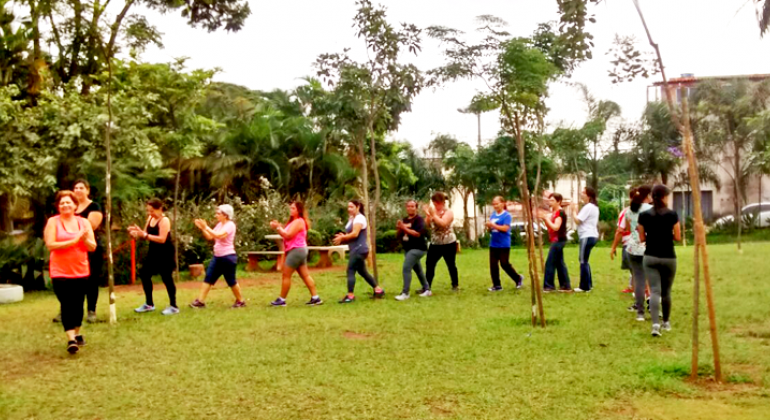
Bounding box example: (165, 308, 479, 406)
(584, 187, 597, 205)
(349, 199, 365, 216)
(287, 201, 310, 229)
(630, 185, 652, 212)
(147, 198, 164, 210)
(651, 184, 670, 212)
(550, 192, 563, 204)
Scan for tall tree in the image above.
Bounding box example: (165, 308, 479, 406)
(316, 0, 423, 281)
(457, 94, 499, 149)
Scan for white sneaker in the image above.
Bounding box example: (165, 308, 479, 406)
(418, 290, 432, 297)
(161, 306, 180, 315)
(636, 315, 645, 322)
(662, 321, 671, 331)
(395, 293, 410, 301)
(651, 324, 662, 337)
(574, 288, 587, 293)
(134, 304, 155, 313)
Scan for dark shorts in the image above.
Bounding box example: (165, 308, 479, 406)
(204, 254, 238, 287)
(621, 246, 631, 271)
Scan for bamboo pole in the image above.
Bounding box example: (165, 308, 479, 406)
(691, 234, 700, 381)
(104, 57, 117, 325)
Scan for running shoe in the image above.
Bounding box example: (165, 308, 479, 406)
(651, 324, 662, 337)
(573, 288, 590, 293)
(621, 287, 634, 293)
(338, 295, 355, 304)
(543, 288, 556, 293)
(306, 297, 324, 306)
(66, 341, 79, 354)
(415, 288, 426, 295)
(662, 321, 671, 332)
(488, 286, 503, 292)
(395, 293, 410, 301)
(75, 335, 86, 346)
(419, 290, 432, 297)
(232, 300, 247, 308)
(516, 275, 525, 289)
(627, 304, 638, 312)
(134, 304, 155, 313)
(373, 290, 385, 299)
(86, 311, 97, 323)
(270, 298, 286, 307)
(558, 288, 573, 293)
(636, 314, 645, 322)
(452, 286, 460, 292)
(189, 299, 206, 309)
(162, 306, 180, 315)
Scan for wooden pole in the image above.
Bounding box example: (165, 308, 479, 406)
(632, 0, 722, 382)
(690, 236, 700, 381)
(104, 56, 117, 325)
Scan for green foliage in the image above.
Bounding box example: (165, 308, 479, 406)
(375, 229, 401, 253)
(0, 236, 48, 290)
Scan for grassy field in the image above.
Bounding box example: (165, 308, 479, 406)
(2, 242, 770, 420)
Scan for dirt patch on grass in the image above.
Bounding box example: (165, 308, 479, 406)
(342, 331, 374, 340)
(424, 395, 459, 417)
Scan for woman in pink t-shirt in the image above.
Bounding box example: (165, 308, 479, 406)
(189, 204, 246, 309)
(268, 201, 322, 306)
(45, 190, 96, 354)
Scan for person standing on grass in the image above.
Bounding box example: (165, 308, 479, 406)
(424, 192, 460, 291)
(45, 190, 96, 354)
(333, 200, 384, 303)
(624, 185, 653, 321)
(539, 192, 571, 292)
(610, 187, 637, 294)
(487, 196, 524, 292)
(189, 204, 246, 309)
(572, 187, 600, 293)
(53, 180, 104, 324)
(395, 199, 430, 301)
(268, 201, 323, 307)
(128, 199, 178, 315)
(638, 185, 680, 337)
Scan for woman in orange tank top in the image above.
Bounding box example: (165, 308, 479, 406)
(44, 190, 96, 355)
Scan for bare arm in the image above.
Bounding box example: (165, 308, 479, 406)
(146, 217, 171, 243)
(637, 225, 646, 243)
(541, 215, 562, 231)
(572, 205, 584, 225)
(82, 221, 96, 252)
(277, 221, 303, 240)
(431, 209, 454, 229)
(87, 211, 103, 231)
(673, 222, 681, 242)
(44, 218, 80, 250)
(334, 223, 364, 245)
(206, 223, 230, 240)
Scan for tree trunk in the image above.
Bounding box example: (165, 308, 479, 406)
(0, 193, 12, 233)
(356, 135, 374, 267)
(592, 138, 598, 191)
(104, 57, 117, 324)
(509, 109, 545, 328)
(533, 145, 545, 274)
(477, 112, 482, 149)
(462, 189, 471, 244)
(368, 126, 380, 282)
(690, 234, 700, 380)
(681, 187, 687, 247)
(173, 158, 181, 284)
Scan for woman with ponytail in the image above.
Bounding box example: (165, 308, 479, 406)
(624, 185, 653, 321)
(572, 187, 600, 292)
(637, 185, 681, 337)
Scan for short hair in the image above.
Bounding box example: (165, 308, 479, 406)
(550, 192, 563, 204)
(55, 190, 79, 208)
(405, 199, 418, 207)
(492, 195, 504, 203)
(217, 204, 235, 220)
(431, 191, 448, 204)
(147, 198, 164, 210)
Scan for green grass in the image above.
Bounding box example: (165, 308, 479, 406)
(2, 243, 770, 420)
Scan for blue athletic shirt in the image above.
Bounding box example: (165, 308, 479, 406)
(489, 210, 513, 248)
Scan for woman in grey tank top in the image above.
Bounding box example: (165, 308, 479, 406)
(333, 200, 385, 303)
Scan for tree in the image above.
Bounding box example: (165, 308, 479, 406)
(630, 102, 681, 184)
(457, 94, 499, 149)
(576, 83, 621, 191)
(757, 0, 770, 37)
(444, 142, 479, 244)
(316, 0, 423, 282)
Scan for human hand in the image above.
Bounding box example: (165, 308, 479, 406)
(269, 220, 280, 229)
(332, 233, 344, 246)
(485, 221, 495, 230)
(396, 220, 403, 229)
(610, 248, 616, 260)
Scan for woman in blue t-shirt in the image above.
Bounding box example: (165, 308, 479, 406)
(486, 196, 524, 291)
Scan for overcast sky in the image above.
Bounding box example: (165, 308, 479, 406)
(140, 0, 770, 151)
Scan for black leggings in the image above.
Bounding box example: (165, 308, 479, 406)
(426, 242, 459, 288)
(347, 251, 378, 293)
(53, 278, 87, 332)
(86, 248, 103, 312)
(139, 259, 177, 308)
(489, 247, 521, 288)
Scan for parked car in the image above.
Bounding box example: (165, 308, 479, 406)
(713, 202, 770, 228)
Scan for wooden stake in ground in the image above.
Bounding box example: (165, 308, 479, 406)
(632, 0, 721, 381)
(103, 58, 117, 325)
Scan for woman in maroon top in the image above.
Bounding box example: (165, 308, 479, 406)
(538, 192, 571, 292)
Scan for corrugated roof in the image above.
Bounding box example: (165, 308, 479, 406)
(652, 74, 770, 86)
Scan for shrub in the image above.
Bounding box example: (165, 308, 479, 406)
(307, 229, 324, 246)
(376, 229, 402, 253)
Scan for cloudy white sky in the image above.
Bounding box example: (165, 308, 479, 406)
(140, 0, 770, 151)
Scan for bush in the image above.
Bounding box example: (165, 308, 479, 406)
(306, 229, 324, 246)
(376, 229, 402, 253)
(0, 237, 48, 290)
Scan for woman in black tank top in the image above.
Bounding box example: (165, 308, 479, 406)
(128, 198, 178, 315)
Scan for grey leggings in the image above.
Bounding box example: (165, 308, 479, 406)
(347, 251, 378, 293)
(643, 255, 677, 325)
(628, 254, 646, 316)
(402, 249, 428, 294)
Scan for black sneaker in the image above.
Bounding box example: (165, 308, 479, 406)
(338, 295, 355, 304)
(66, 341, 79, 355)
(270, 298, 286, 307)
(75, 335, 85, 347)
(372, 290, 385, 299)
(306, 297, 324, 306)
(488, 286, 503, 292)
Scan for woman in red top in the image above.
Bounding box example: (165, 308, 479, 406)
(538, 192, 572, 292)
(45, 190, 96, 354)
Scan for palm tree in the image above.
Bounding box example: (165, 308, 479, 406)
(758, 0, 770, 36)
(457, 94, 499, 149)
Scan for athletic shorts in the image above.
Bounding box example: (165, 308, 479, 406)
(285, 247, 308, 269)
(204, 254, 238, 287)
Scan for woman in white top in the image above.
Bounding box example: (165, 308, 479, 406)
(572, 187, 600, 292)
(624, 185, 652, 320)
